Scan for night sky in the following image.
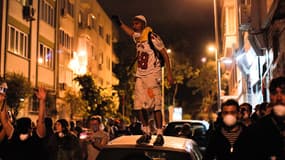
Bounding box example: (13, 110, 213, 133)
(98, 0, 215, 66)
(97, 0, 216, 113)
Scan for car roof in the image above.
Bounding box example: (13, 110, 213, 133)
(168, 120, 210, 130)
(106, 135, 198, 153)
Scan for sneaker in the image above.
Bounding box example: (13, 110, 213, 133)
(153, 134, 164, 146)
(136, 134, 151, 144)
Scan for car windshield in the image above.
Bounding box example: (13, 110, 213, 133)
(96, 147, 194, 160)
(164, 121, 208, 137)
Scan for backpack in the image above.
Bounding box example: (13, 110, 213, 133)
(148, 32, 165, 67)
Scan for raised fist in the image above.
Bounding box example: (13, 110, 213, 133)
(111, 15, 122, 26)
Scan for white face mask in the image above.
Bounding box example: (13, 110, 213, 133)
(273, 105, 285, 117)
(19, 134, 29, 141)
(58, 132, 65, 138)
(223, 115, 237, 126)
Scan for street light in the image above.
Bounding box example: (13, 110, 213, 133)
(208, 46, 233, 111)
(201, 57, 207, 63)
(208, 46, 221, 111)
(210, 0, 221, 111)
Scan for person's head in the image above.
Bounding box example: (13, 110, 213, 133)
(16, 117, 33, 141)
(240, 102, 252, 119)
(259, 102, 269, 117)
(221, 99, 240, 127)
(0, 82, 8, 101)
(269, 76, 285, 117)
(181, 123, 191, 132)
(132, 15, 147, 32)
(88, 115, 102, 132)
(55, 119, 69, 134)
(16, 117, 32, 134)
(265, 102, 274, 115)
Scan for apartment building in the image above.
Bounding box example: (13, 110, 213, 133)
(219, 0, 285, 108)
(0, 0, 119, 121)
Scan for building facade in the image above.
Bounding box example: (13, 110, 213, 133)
(0, 0, 119, 122)
(219, 0, 285, 108)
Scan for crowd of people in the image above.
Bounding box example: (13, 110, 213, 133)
(204, 76, 285, 160)
(0, 74, 283, 160)
(0, 83, 144, 160)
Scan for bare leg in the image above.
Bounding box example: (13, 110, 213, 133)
(153, 110, 164, 146)
(138, 109, 149, 126)
(136, 109, 152, 144)
(154, 110, 162, 129)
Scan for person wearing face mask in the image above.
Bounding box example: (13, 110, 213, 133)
(82, 115, 109, 160)
(247, 76, 285, 160)
(203, 99, 249, 160)
(0, 86, 47, 160)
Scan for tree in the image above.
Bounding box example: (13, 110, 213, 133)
(4, 72, 33, 117)
(64, 89, 89, 119)
(112, 41, 136, 118)
(73, 74, 118, 118)
(73, 74, 101, 115)
(165, 60, 199, 107)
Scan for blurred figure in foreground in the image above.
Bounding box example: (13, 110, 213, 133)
(248, 76, 285, 160)
(0, 86, 46, 160)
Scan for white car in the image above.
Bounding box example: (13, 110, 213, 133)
(96, 135, 203, 160)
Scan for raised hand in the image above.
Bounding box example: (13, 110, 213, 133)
(111, 15, 122, 26)
(35, 87, 46, 101)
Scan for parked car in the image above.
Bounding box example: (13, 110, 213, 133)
(96, 135, 203, 160)
(163, 120, 210, 154)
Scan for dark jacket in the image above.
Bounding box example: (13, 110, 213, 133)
(247, 113, 285, 160)
(203, 124, 249, 160)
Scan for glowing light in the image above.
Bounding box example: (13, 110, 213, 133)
(166, 49, 172, 54)
(201, 57, 207, 63)
(173, 107, 182, 121)
(208, 45, 216, 53)
(220, 57, 233, 64)
(68, 50, 87, 75)
(38, 57, 43, 64)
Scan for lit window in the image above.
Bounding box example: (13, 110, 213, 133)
(8, 25, 29, 58)
(38, 43, 54, 69)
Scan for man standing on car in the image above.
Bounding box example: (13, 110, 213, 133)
(112, 15, 173, 146)
(203, 99, 248, 160)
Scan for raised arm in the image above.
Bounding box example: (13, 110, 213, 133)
(35, 87, 46, 138)
(0, 101, 14, 139)
(111, 15, 134, 37)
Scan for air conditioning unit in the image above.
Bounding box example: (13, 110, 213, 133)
(23, 5, 35, 21)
